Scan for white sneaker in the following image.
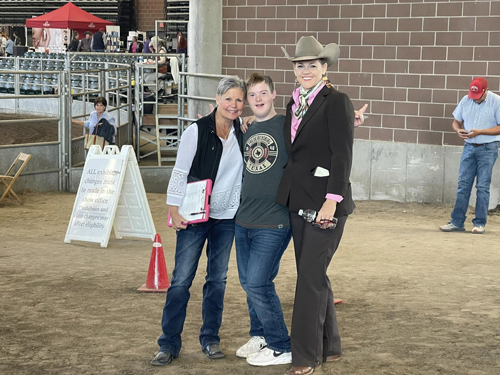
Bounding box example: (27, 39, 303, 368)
(236, 336, 267, 358)
(472, 225, 485, 234)
(439, 223, 465, 232)
(246, 347, 292, 366)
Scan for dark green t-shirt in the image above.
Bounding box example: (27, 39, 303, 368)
(235, 114, 290, 228)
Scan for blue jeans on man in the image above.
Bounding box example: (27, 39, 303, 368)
(450, 141, 499, 227)
(157, 218, 235, 356)
(235, 224, 292, 352)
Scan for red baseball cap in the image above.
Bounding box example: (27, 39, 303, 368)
(469, 77, 488, 100)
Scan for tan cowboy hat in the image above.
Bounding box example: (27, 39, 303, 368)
(149, 36, 164, 51)
(281, 36, 340, 67)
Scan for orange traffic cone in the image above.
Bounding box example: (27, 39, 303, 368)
(137, 234, 170, 292)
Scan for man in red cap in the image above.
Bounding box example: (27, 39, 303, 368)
(440, 77, 500, 234)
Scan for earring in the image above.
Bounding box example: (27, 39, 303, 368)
(323, 74, 333, 88)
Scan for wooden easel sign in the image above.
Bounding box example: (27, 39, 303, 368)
(64, 145, 156, 247)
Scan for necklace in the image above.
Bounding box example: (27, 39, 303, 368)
(217, 124, 231, 140)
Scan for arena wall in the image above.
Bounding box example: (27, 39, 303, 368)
(220, 0, 500, 147)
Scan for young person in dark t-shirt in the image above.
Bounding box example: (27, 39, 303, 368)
(235, 74, 368, 368)
(235, 73, 293, 367)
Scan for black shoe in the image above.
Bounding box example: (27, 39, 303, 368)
(150, 351, 174, 366)
(202, 344, 225, 359)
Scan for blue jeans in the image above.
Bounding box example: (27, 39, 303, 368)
(450, 141, 498, 227)
(235, 224, 292, 353)
(157, 218, 235, 356)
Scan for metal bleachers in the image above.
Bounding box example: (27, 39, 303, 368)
(0, 0, 121, 27)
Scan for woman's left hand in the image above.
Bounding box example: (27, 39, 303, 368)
(316, 199, 337, 229)
(354, 104, 368, 127)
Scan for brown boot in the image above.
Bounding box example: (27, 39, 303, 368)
(324, 354, 341, 362)
(285, 366, 314, 375)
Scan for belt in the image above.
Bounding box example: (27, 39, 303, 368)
(468, 142, 499, 147)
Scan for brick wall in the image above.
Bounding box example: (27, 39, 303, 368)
(222, 0, 500, 146)
(135, 0, 164, 31)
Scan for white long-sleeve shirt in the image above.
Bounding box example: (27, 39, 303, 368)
(167, 123, 243, 220)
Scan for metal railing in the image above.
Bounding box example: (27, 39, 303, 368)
(134, 51, 187, 165)
(0, 53, 133, 192)
(1, 49, 226, 187)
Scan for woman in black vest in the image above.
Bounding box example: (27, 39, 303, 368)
(151, 76, 246, 367)
(275, 36, 355, 375)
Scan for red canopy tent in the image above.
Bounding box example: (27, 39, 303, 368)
(26, 2, 113, 31)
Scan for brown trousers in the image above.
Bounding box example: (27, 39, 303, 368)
(289, 213, 347, 367)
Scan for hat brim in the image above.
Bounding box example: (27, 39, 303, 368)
(468, 90, 484, 100)
(286, 43, 340, 67)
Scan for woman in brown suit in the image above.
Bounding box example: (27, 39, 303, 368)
(276, 36, 355, 375)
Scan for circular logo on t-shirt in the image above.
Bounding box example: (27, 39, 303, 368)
(244, 133, 278, 174)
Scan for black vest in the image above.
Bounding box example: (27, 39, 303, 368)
(92, 31, 105, 50)
(188, 108, 243, 184)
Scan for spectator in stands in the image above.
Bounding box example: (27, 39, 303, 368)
(91, 28, 106, 52)
(13, 31, 22, 46)
(128, 36, 143, 53)
(68, 31, 79, 52)
(78, 32, 92, 52)
(143, 33, 151, 53)
(71, 96, 117, 144)
(144, 36, 169, 94)
(4, 34, 14, 57)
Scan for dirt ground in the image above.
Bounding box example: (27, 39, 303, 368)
(0, 113, 82, 145)
(1, 193, 500, 375)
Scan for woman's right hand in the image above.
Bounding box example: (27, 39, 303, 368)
(169, 206, 188, 231)
(241, 116, 255, 133)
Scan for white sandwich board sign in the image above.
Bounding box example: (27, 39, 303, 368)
(64, 145, 156, 247)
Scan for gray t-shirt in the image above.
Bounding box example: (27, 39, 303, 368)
(236, 114, 290, 229)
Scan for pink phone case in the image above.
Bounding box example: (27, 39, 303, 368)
(167, 179, 212, 227)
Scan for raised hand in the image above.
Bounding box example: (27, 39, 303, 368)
(354, 104, 368, 127)
(197, 104, 215, 119)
